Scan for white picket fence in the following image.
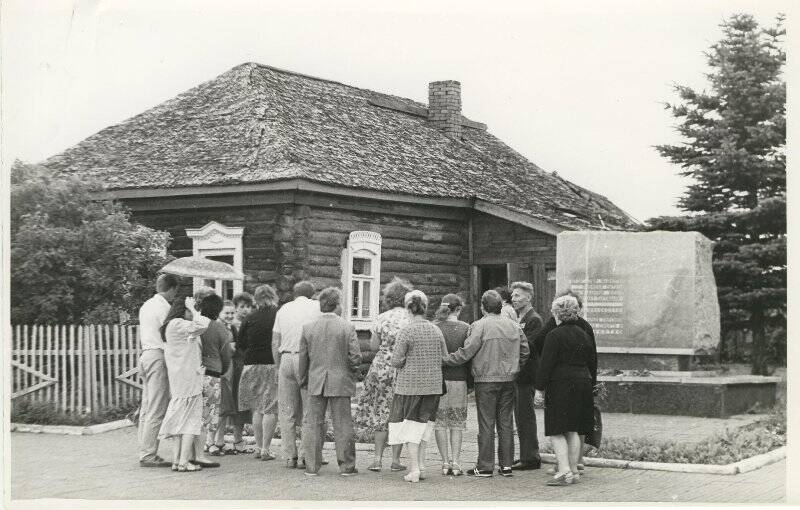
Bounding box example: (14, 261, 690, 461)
(10, 324, 142, 415)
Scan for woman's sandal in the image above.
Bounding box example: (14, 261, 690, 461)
(403, 470, 421, 483)
(450, 463, 463, 476)
(442, 462, 452, 476)
(545, 471, 573, 486)
(177, 463, 202, 472)
(260, 451, 276, 461)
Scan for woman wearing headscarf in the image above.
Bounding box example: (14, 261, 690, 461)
(387, 290, 448, 483)
(534, 295, 597, 486)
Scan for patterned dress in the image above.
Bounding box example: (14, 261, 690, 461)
(353, 307, 410, 433)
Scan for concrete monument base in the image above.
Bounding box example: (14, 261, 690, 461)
(598, 374, 780, 418)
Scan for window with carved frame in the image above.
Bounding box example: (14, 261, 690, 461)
(186, 221, 244, 300)
(341, 231, 382, 329)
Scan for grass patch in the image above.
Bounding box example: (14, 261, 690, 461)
(12, 400, 138, 426)
(543, 407, 785, 465)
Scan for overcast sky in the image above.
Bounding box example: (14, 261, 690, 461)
(1, 0, 789, 221)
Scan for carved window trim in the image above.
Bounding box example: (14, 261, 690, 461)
(341, 231, 382, 330)
(186, 221, 244, 300)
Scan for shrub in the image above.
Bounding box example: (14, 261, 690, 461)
(572, 407, 786, 465)
(11, 400, 138, 426)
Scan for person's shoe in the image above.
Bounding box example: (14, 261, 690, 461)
(466, 467, 492, 478)
(442, 462, 452, 476)
(340, 468, 359, 477)
(304, 471, 319, 477)
(498, 467, 513, 477)
(140, 459, 172, 468)
(548, 465, 584, 475)
(208, 444, 223, 456)
(450, 462, 463, 476)
(285, 457, 298, 468)
(545, 471, 573, 486)
(570, 473, 581, 484)
(577, 463, 585, 472)
(297, 458, 306, 470)
(253, 448, 262, 459)
(512, 460, 541, 470)
(390, 462, 407, 472)
(260, 452, 276, 461)
(403, 470, 421, 483)
(367, 460, 382, 472)
(190, 459, 220, 468)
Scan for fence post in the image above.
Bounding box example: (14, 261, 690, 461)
(83, 325, 94, 415)
(13, 325, 20, 398)
(46, 325, 53, 404)
(60, 325, 67, 412)
(31, 325, 39, 403)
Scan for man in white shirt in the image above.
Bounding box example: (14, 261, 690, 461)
(137, 274, 179, 467)
(273, 280, 322, 469)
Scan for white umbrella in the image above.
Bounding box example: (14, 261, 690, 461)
(159, 256, 244, 281)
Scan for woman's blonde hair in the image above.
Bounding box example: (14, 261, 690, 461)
(253, 284, 278, 308)
(551, 295, 580, 323)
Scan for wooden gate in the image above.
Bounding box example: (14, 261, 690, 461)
(11, 325, 142, 415)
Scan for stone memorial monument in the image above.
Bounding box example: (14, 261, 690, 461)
(556, 230, 778, 417)
(557, 230, 720, 370)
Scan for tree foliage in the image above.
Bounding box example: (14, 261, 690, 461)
(649, 13, 785, 374)
(10, 162, 172, 324)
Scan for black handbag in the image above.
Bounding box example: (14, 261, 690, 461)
(585, 405, 603, 449)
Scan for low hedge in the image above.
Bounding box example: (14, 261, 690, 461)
(12, 400, 138, 426)
(540, 407, 786, 465)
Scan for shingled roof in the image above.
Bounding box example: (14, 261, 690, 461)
(42, 63, 639, 231)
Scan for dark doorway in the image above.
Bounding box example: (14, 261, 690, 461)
(479, 264, 508, 294)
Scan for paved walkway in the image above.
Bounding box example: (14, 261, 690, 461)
(10, 406, 784, 503)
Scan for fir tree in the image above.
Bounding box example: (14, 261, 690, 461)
(649, 13, 785, 375)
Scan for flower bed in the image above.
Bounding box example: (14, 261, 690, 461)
(540, 406, 786, 465)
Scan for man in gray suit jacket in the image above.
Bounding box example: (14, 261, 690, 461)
(299, 287, 362, 476)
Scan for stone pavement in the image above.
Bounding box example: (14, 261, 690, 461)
(10, 406, 784, 503)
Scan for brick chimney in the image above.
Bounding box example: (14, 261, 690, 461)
(428, 80, 462, 140)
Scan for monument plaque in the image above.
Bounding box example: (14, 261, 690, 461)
(556, 231, 720, 354)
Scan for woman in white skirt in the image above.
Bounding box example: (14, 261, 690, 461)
(388, 290, 448, 483)
(158, 296, 211, 472)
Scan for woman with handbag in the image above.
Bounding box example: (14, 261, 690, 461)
(534, 295, 597, 486)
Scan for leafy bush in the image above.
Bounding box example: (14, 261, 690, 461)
(10, 162, 172, 324)
(568, 407, 786, 465)
(11, 400, 139, 426)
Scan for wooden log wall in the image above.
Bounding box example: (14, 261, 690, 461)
(471, 211, 556, 266)
(305, 206, 471, 316)
(131, 205, 286, 295)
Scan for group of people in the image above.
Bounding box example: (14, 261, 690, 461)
(135, 273, 597, 486)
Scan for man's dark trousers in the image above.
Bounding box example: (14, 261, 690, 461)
(514, 381, 541, 465)
(474, 381, 515, 471)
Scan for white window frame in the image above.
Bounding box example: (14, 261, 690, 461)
(186, 221, 244, 300)
(341, 231, 382, 330)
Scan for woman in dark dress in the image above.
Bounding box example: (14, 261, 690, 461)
(534, 295, 597, 486)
